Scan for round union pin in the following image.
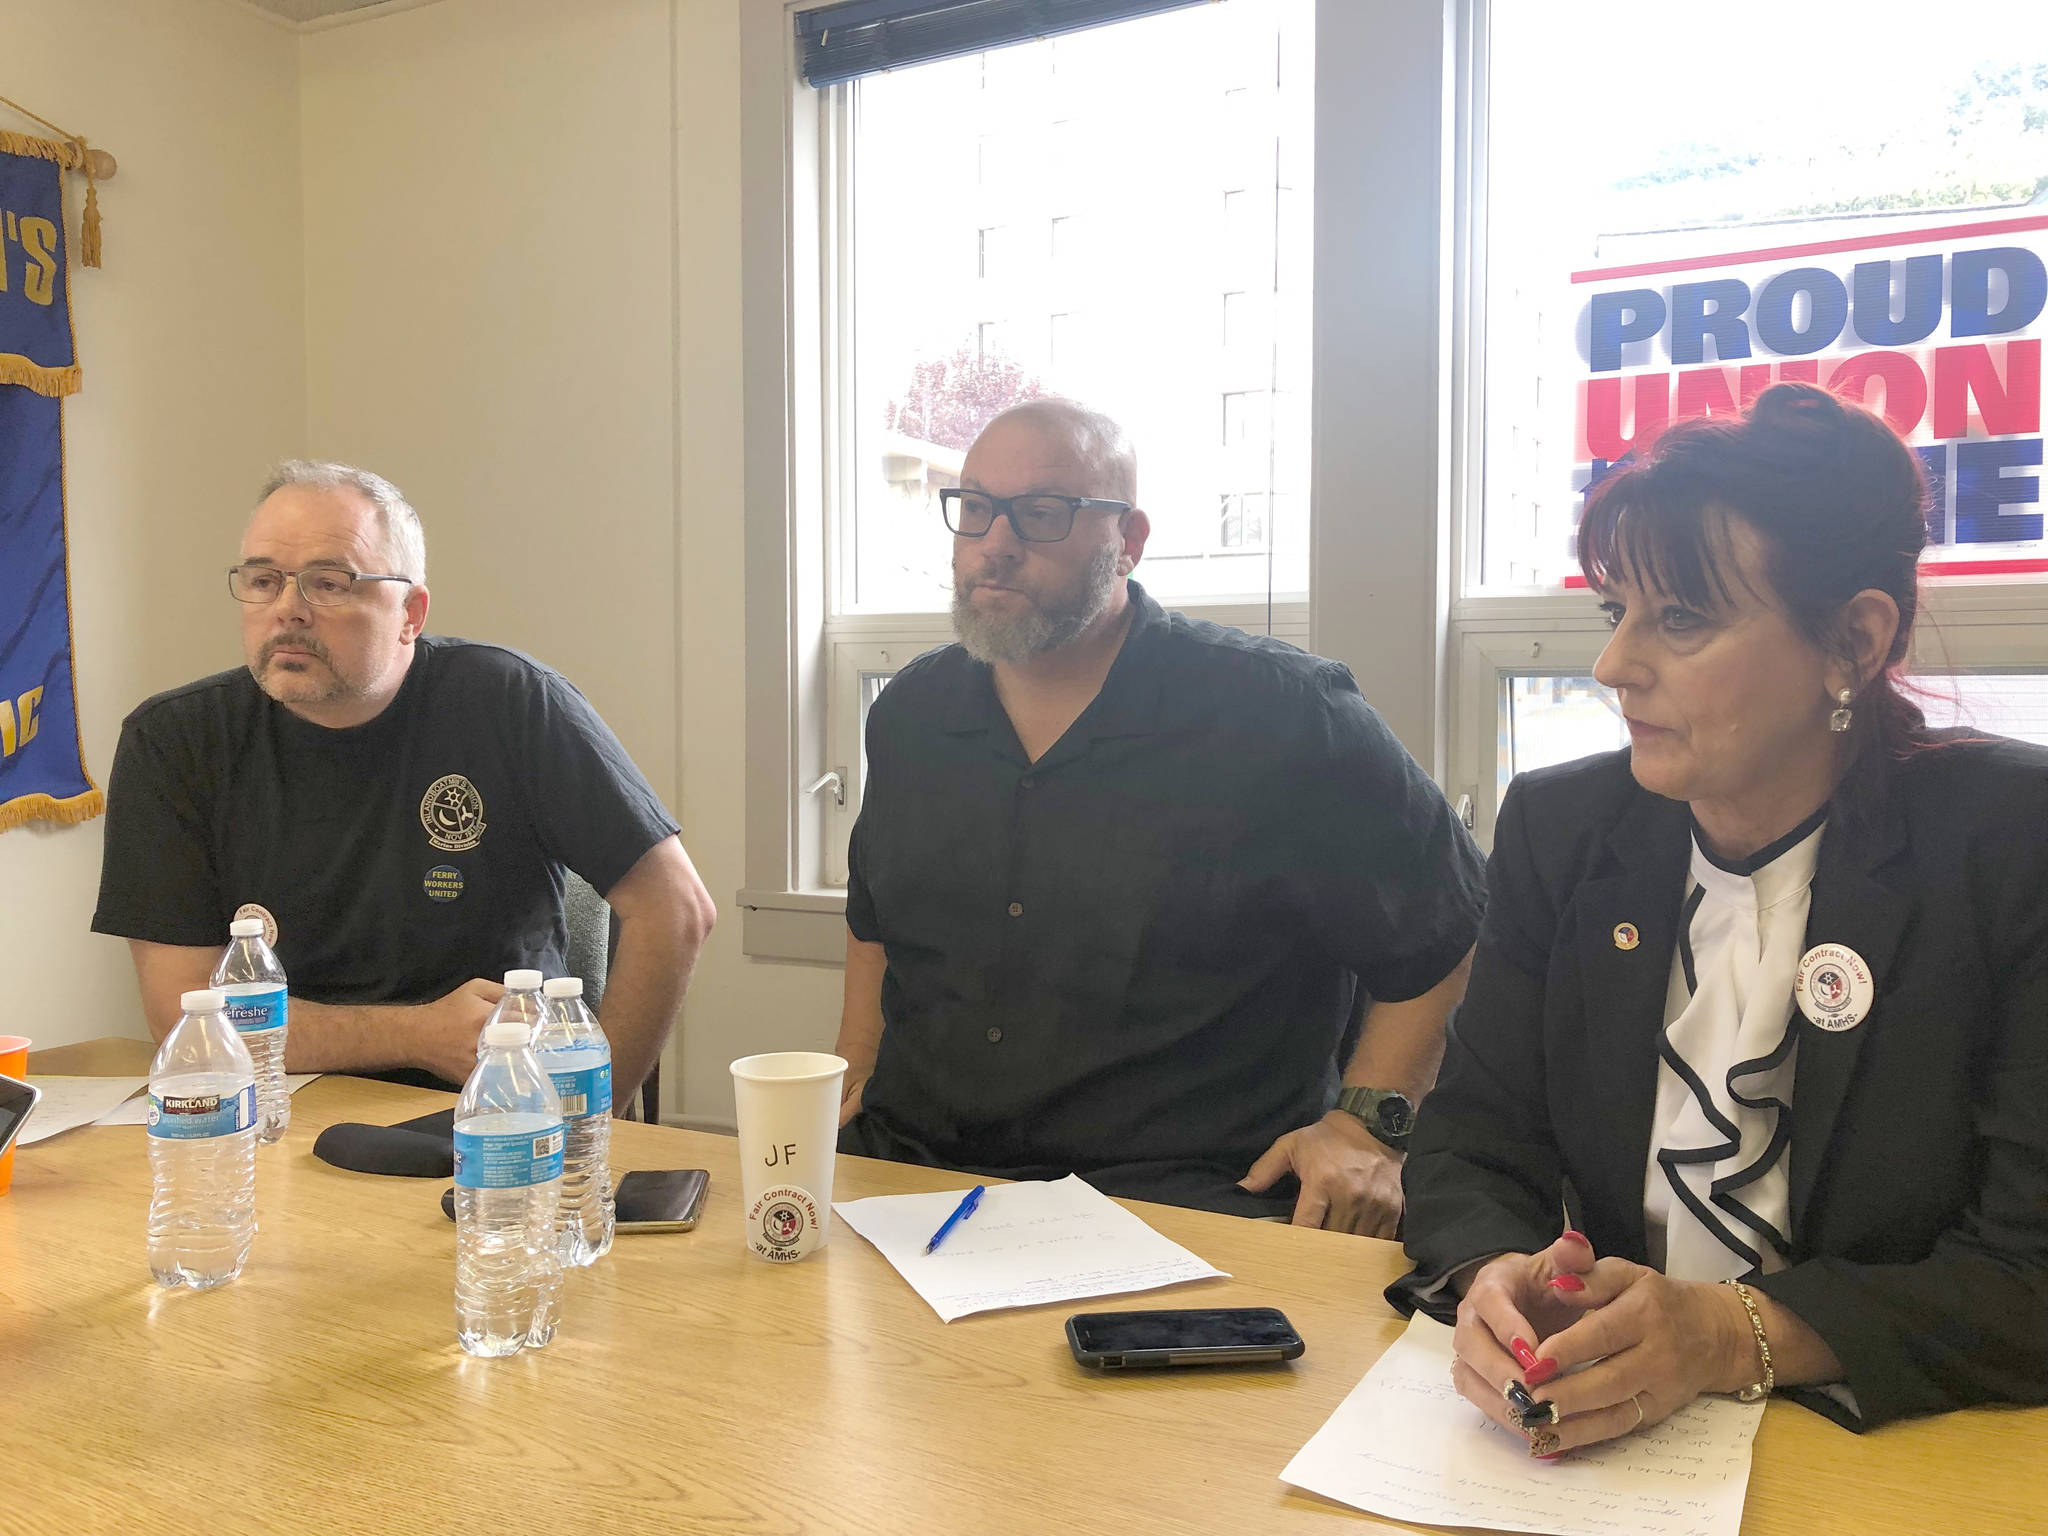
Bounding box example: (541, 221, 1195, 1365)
(747, 1184, 824, 1264)
(232, 901, 279, 948)
(1795, 943, 1873, 1032)
(1612, 922, 1640, 951)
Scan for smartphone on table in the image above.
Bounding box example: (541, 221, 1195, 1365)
(1066, 1307, 1305, 1370)
(441, 1168, 709, 1231)
(0, 1074, 42, 1157)
(612, 1169, 709, 1231)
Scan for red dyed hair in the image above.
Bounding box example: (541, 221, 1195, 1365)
(1578, 381, 1931, 762)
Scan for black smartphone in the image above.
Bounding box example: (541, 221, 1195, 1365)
(440, 1168, 709, 1232)
(1066, 1307, 1305, 1370)
(614, 1169, 708, 1231)
(0, 1073, 41, 1158)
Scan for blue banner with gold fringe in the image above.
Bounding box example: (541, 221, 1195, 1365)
(1, 139, 100, 830)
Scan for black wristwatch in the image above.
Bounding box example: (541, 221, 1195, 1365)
(1333, 1086, 1415, 1152)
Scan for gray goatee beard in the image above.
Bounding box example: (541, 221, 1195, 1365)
(255, 633, 355, 706)
(952, 541, 1120, 665)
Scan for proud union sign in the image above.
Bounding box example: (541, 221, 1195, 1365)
(1574, 212, 2048, 575)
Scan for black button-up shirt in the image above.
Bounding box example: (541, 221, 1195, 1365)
(841, 583, 1485, 1214)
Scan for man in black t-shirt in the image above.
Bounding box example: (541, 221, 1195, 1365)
(835, 401, 1483, 1231)
(92, 461, 715, 1099)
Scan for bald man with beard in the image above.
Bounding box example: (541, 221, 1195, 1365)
(834, 400, 1484, 1234)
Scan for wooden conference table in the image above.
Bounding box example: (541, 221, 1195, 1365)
(6, 1040, 2045, 1536)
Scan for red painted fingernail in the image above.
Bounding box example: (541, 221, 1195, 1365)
(1536, 1452, 1565, 1461)
(1561, 1229, 1591, 1247)
(1547, 1274, 1586, 1293)
(1510, 1337, 1539, 1370)
(1525, 1357, 1560, 1387)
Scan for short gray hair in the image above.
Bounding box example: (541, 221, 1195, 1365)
(258, 459, 427, 583)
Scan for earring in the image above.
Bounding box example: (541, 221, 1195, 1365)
(1829, 687, 1854, 733)
(1115, 556, 1134, 577)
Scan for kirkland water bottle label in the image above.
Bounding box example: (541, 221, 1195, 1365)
(147, 1085, 258, 1140)
(222, 986, 288, 1037)
(454, 1126, 566, 1189)
(547, 1063, 612, 1121)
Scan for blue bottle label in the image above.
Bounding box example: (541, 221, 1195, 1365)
(547, 1062, 612, 1121)
(222, 986, 288, 1037)
(147, 1084, 258, 1140)
(454, 1126, 566, 1189)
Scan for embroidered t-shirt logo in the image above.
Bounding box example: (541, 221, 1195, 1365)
(420, 774, 487, 852)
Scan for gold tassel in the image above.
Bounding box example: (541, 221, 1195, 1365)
(71, 136, 101, 267)
(0, 353, 82, 396)
(0, 127, 70, 165)
(0, 128, 104, 266)
(0, 788, 106, 832)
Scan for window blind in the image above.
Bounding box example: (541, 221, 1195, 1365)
(796, 0, 1211, 89)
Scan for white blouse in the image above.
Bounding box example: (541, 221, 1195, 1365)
(1643, 811, 1828, 1282)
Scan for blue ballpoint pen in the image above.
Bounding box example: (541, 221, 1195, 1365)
(923, 1185, 987, 1254)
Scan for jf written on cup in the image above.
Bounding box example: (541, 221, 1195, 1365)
(728, 1052, 846, 1263)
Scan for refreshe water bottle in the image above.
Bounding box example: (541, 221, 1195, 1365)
(454, 1019, 565, 1357)
(534, 976, 615, 1266)
(476, 969, 546, 1060)
(212, 916, 290, 1144)
(146, 988, 258, 1289)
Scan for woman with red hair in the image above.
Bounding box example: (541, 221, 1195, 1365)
(1391, 383, 2048, 1448)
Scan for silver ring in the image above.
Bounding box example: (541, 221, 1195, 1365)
(1629, 1392, 1646, 1431)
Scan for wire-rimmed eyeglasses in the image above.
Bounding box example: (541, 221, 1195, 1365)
(227, 563, 413, 607)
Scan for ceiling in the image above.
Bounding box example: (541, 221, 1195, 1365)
(242, 0, 421, 21)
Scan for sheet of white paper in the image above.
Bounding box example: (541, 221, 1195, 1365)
(16, 1076, 149, 1145)
(90, 1074, 323, 1127)
(1280, 1312, 1762, 1536)
(833, 1173, 1229, 1322)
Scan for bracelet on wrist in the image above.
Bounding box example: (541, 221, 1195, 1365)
(1724, 1280, 1774, 1403)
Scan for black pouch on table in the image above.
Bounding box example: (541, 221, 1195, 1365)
(312, 1108, 456, 1178)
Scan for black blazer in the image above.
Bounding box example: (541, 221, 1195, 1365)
(1390, 739, 2048, 1430)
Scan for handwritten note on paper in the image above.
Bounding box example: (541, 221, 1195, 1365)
(1280, 1312, 1763, 1536)
(833, 1173, 1228, 1322)
(16, 1076, 149, 1145)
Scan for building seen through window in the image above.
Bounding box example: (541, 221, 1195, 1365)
(844, 0, 1314, 614)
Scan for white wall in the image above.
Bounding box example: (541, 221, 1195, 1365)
(0, 0, 306, 1049)
(301, 0, 843, 1125)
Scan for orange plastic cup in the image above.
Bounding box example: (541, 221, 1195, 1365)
(0, 1035, 29, 1196)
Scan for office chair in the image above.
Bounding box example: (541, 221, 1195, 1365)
(561, 869, 659, 1123)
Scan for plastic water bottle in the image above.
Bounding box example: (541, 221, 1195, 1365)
(454, 1019, 565, 1357)
(146, 988, 258, 1289)
(476, 968, 547, 1060)
(534, 977, 615, 1266)
(212, 917, 290, 1144)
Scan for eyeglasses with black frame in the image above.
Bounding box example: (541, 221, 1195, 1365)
(939, 488, 1133, 544)
(226, 564, 414, 607)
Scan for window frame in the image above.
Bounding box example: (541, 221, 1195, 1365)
(740, 0, 1464, 959)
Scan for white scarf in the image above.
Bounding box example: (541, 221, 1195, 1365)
(1643, 814, 1825, 1281)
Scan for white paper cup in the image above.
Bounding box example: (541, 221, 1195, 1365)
(729, 1052, 847, 1263)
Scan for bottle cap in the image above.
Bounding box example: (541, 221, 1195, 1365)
(503, 968, 543, 990)
(181, 988, 226, 1013)
(229, 918, 266, 939)
(484, 1021, 531, 1048)
(542, 977, 583, 1000)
